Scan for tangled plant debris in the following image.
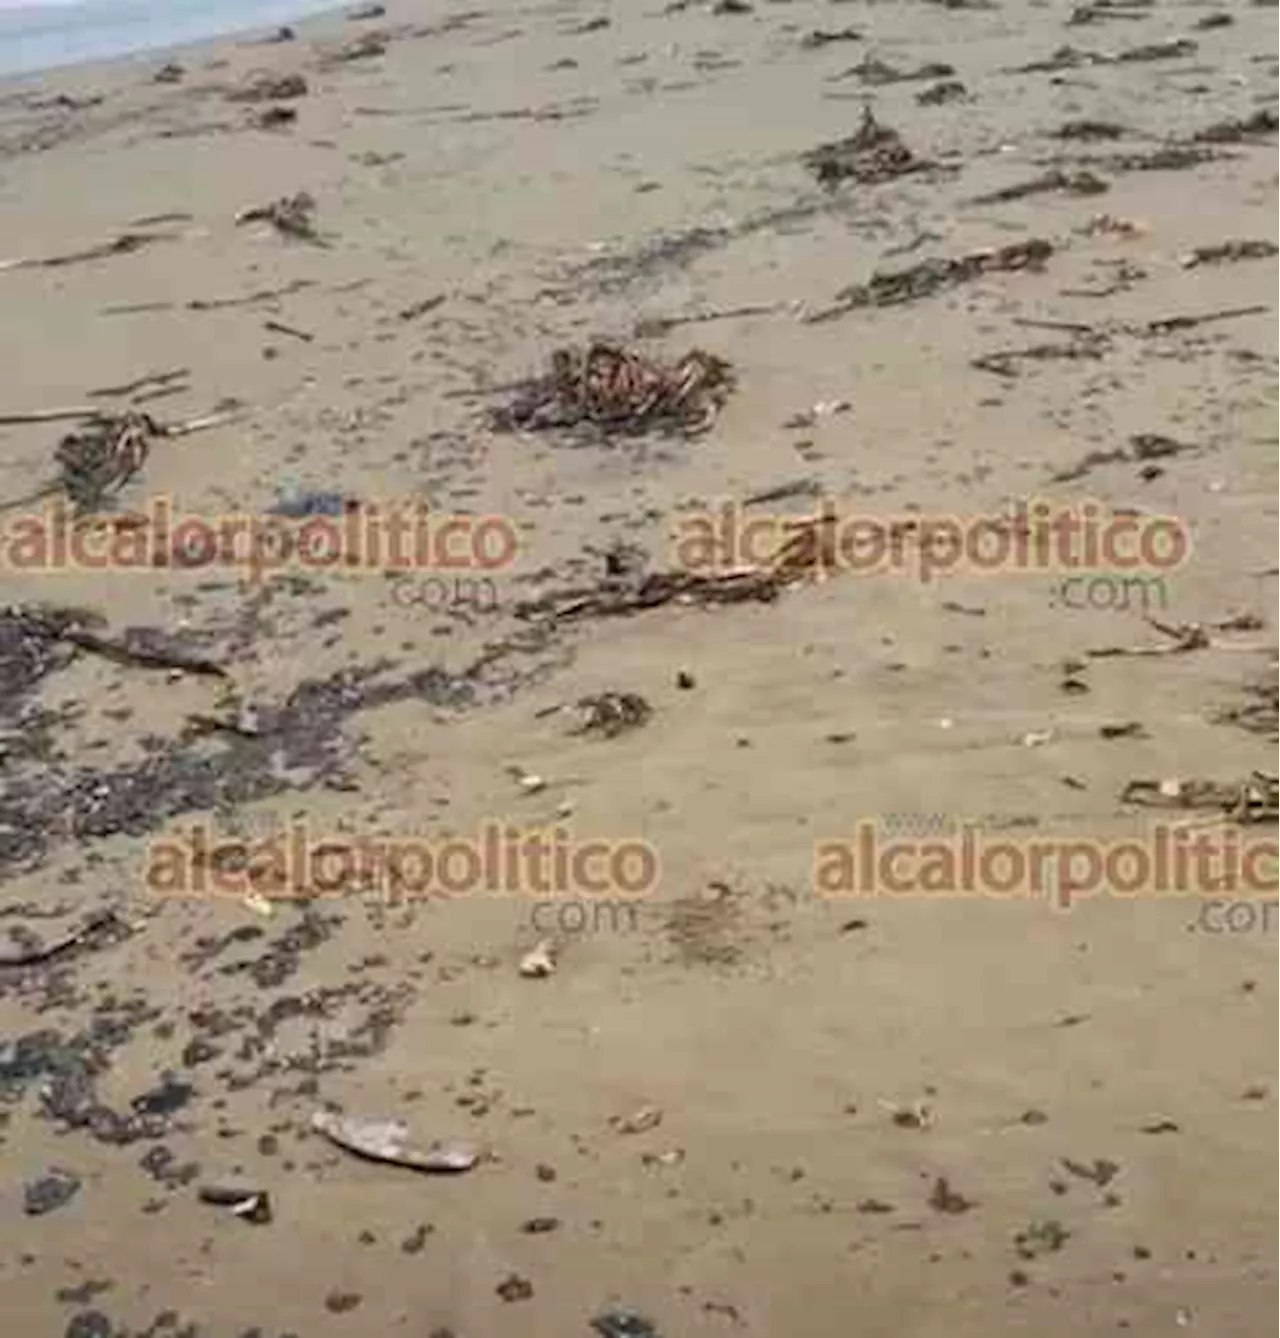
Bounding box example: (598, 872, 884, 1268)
(802, 106, 941, 187)
(492, 342, 735, 437)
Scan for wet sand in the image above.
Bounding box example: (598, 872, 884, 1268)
(0, 2, 1276, 1335)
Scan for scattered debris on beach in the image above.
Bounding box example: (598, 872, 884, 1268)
(234, 191, 326, 244)
(197, 1181, 273, 1224)
(804, 238, 1053, 321)
(519, 940, 557, 978)
(247, 104, 297, 130)
(836, 57, 956, 85)
(967, 168, 1108, 205)
(0, 399, 235, 521)
(311, 1108, 480, 1172)
(493, 342, 735, 436)
(802, 106, 940, 187)
(517, 509, 846, 625)
(917, 79, 968, 105)
(1051, 118, 1128, 141)
(800, 26, 862, 49)
(226, 71, 309, 102)
(0, 908, 132, 969)
(1192, 107, 1278, 143)
(0, 230, 180, 272)
(570, 691, 653, 738)
(1120, 773, 1277, 824)
(52, 411, 158, 511)
(1181, 239, 1279, 268)
(320, 32, 390, 65)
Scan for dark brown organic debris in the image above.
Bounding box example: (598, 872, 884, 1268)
(234, 191, 326, 244)
(61, 625, 230, 678)
(311, 1108, 480, 1173)
(973, 335, 1108, 378)
(1094, 145, 1231, 174)
(1051, 118, 1128, 141)
(570, 692, 653, 739)
(1192, 108, 1278, 144)
(836, 57, 956, 85)
(53, 411, 159, 512)
(1015, 37, 1195, 69)
(802, 106, 940, 187)
(249, 105, 298, 130)
(493, 342, 735, 436)
(1214, 677, 1278, 740)
(0, 406, 237, 517)
(1086, 617, 1211, 659)
(928, 1177, 976, 1214)
(1113, 37, 1198, 61)
(917, 80, 968, 105)
(518, 511, 844, 625)
(800, 27, 862, 48)
(806, 238, 1052, 321)
(226, 71, 308, 102)
(1120, 774, 1277, 825)
(153, 61, 185, 84)
(321, 32, 390, 65)
(88, 368, 190, 400)
(0, 908, 131, 968)
(968, 168, 1108, 205)
(1061, 1156, 1120, 1187)
(0, 231, 177, 273)
(1048, 431, 1191, 479)
(1067, 1, 1150, 24)
(1182, 240, 1279, 269)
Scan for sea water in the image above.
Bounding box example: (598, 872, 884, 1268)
(0, 0, 341, 78)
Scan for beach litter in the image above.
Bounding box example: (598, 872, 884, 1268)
(518, 940, 557, 978)
(310, 1108, 480, 1172)
(197, 1181, 273, 1224)
(493, 342, 735, 437)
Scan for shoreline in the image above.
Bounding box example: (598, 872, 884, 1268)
(0, 0, 345, 82)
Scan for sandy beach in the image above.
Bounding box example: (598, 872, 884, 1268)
(0, 1, 1276, 1335)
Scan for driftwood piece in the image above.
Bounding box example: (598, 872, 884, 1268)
(0, 909, 131, 968)
(0, 231, 178, 273)
(61, 626, 229, 678)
